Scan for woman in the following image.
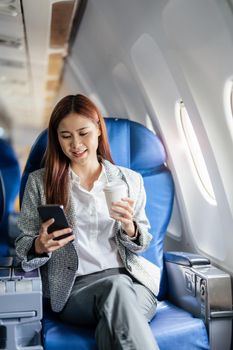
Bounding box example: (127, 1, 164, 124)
(16, 94, 160, 350)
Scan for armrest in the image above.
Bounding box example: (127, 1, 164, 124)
(164, 251, 232, 317)
(164, 251, 210, 266)
(164, 251, 233, 350)
(164, 251, 211, 318)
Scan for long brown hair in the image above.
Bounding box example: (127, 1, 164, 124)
(44, 94, 113, 209)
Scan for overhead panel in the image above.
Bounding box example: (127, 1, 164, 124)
(44, 0, 79, 124)
(50, 1, 75, 48)
(47, 53, 64, 76)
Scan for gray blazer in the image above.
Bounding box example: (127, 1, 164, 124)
(16, 160, 160, 312)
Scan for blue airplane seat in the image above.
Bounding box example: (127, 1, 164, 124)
(0, 171, 5, 225)
(0, 171, 8, 257)
(19, 118, 209, 350)
(0, 138, 21, 256)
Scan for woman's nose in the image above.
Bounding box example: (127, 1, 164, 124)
(71, 137, 83, 149)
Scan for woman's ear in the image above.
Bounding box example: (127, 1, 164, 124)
(97, 125, 101, 136)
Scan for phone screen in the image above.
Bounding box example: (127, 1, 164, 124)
(37, 205, 73, 240)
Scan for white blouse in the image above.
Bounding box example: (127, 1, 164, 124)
(70, 166, 124, 276)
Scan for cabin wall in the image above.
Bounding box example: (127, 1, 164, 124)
(59, 0, 233, 275)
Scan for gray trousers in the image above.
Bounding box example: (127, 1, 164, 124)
(59, 268, 160, 350)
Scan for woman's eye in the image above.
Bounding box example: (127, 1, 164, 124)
(62, 135, 71, 139)
(80, 132, 88, 136)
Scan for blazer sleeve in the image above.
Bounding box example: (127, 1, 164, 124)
(117, 172, 152, 253)
(15, 173, 51, 271)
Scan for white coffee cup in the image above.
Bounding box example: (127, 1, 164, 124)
(103, 181, 128, 215)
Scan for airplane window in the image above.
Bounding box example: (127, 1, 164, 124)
(177, 101, 216, 205)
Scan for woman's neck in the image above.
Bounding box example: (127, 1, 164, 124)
(71, 160, 102, 191)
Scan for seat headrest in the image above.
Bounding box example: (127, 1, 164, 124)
(105, 118, 166, 171)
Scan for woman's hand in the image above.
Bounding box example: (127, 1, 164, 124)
(35, 218, 75, 254)
(111, 198, 136, 238)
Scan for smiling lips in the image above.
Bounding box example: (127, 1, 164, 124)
(72, 147, 87, 157)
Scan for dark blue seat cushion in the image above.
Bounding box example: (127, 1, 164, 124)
(151, 301, 209, 349)
(42, 301, 209, 350)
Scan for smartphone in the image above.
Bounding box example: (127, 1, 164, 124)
(37, 204, 73, 240)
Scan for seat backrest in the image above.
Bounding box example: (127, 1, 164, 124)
(0, 138, 20, 248)
(0, 171, 5, 224)
(20, 118, 174, 299)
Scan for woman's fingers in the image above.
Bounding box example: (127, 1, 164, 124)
(111, 198, 134, 218)
(44, 233, 75, 252)
(121, 197, 134, 206)
(110, 198, 136, 236)
(39, 218, 55, 235)
(36, 218, 74, 254)
(49, 227, 73, 241)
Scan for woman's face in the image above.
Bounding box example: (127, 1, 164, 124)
(57, 113, 101, 167)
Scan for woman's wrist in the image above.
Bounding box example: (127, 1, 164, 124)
(124, 221, 138, 239)
(127, 223, 139, 240)
(27, 237, 47, 259)
(34, 237, 45, 255)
